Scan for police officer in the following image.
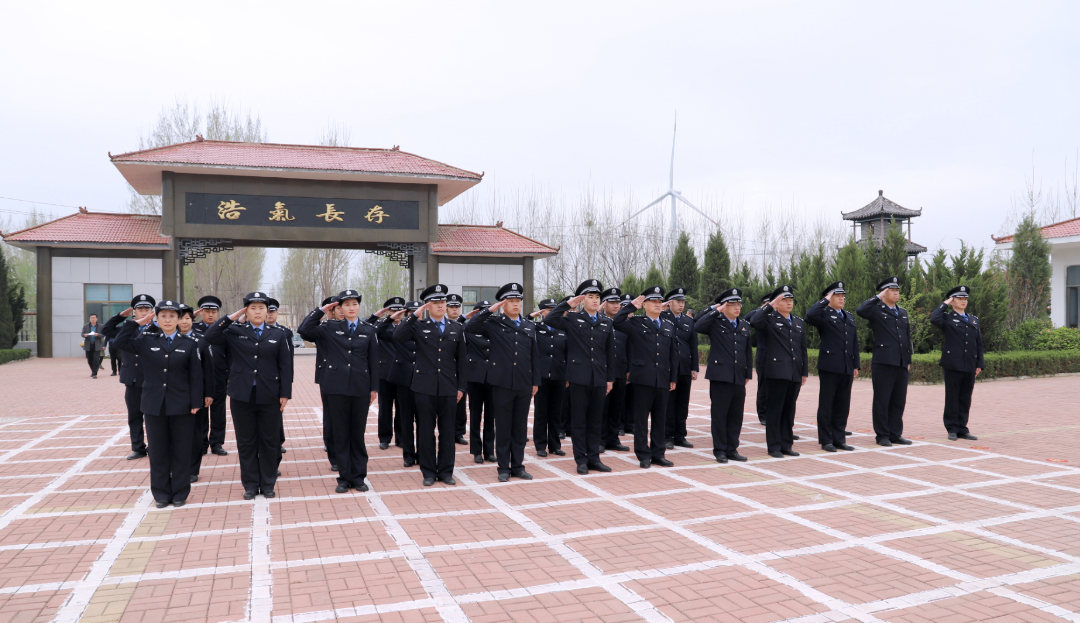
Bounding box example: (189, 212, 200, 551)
(466, 282, 541, 482)
(530, 299, 567, 457)
(192, 295, 229, 456)
(379, 301, 421, 467)
(694, 288, 753, 463)
(544, 280, 617, 474)
(750, 285, 809, 458)
(619, 293, 636, 436)
(662, 287, 698, 449)
(805, 282, 859, 452)
(112, 299, 207, 508)
(744, 292, 773, 426)
(298, 290, 379, 493)
(368, 297, 405, 450)
(177, 305, 216, 483)
(394, 284, 467, 486)
(203, 292, 293, 500)
(315, 296, 338, 469)
(267, 298, 294, 457)
(463, 301, 495, 463)
(600, 288, 631, 453)
(613, 286, 678, 469)
(446, 293, 469, 446)
(930, 285, 984, 441)
(856, 277, 914, 447)
(101, 294, 156, 460)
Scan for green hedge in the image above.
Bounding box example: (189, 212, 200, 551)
(697, 345, 1080, 383)
(0, 349, 31, 365)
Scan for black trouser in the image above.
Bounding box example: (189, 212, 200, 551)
(765, 378, 800, 453)
(208, 385, 228, 450)
(325, 393, 370, 488)
(871, 363, 908, 442)
(492, 386, 530, 475)
(602, 376, 626, 449)
(665, 373, 692, 441)
(755, 362, 767, 423)
(561, 388, 572, 437)
(632, 384, 668, 462)
(191, 406, 209, 477)
(533, 378, 565, 452)
(710, 381, 745, 456)
(415, 392, 457, 480)
(230, 393, 281, 493)
(569, 382, 606, 466)
(943, 368, 975, 436)
(395, 383, 418, 463)
(817, 371, 853, 447)
(145, 412, 195, 503)
(456, 391, 467, 439)
(85, 350, 100, 375)
(623, 382, 635, 434)
(125, 385, 146, 453)
(109, 347, 122, 373)
(377, 378, 397, 444)
(468, 381, 494, 458)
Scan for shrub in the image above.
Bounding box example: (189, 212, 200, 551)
(1006, 317, 1053, 351)
(0, 349, 31, 365)
(1032, 327, 1080, 351)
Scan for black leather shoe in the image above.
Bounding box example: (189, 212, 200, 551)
(172, 500, 185, 507)
(243, 490, 258, 500)
(715, 454, 728, 464)
(356, 483, 369, 492)
(845, 431, 853, 436)
(651, 458, 674, 467)
(276, 471, 281, 477)
(111, 372, 117, 376)
(455, 437, 468, 446)
(665, 440, 675, 450)
(331, 465, 339, 472)
(587, 461, 612, 472)
(262, 490, 275, 498)
(792, 435, 801, 441)
(598, 447, 606, 454)
(335, 484, 349, 493)
(190, 475, 199, 483)
(758, 419, 767, 426)
(211, 446, 228, 456)
(511, 470, 533, 480)
(606, 444, 630, 452)
(727, 452, 748, 462)
(423, 477, 435, 487)
(877, 439, 893, 447)
(892, 437, 913, 445)
(403, 458, 414, 468)
(126, 451, 147, 460)
(280, 447, 286, 454)
(474, 455, 484, 464)
(559, 433, 566, 440)
(576, 464, 588, 475)
(441, 476, 456, 485)
(948, 432, 959, 441)
(838, 444, 855, 451)
(379, 442, 389, 450)
(768, 451, 784, 458)
(822, 444, 837, 452)
(552, 449, 566, 456)
(781, 449, 800, 456)
(674, 439, 694, 448)
(91, 374, 97, 379)
(618, 427, 625, 435)
(498, 472, 510, 482)
(323, 446, 328, 452)
(485, 455, 497, 463)
(536, 450, 548, 457)
(960, 433, 978, 440)
(154, 500, 169, 508)
(639, 459, 651, 468)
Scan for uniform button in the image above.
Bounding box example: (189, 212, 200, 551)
(254, 370, 257, 373)
(254, 355, 258, 359)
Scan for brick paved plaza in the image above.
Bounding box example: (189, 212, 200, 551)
(1, 357, 1078, 623)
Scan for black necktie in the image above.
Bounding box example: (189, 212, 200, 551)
(349, 322, 356, 335)
(254, 327, 262, 340)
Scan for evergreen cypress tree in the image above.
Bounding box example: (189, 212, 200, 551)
(8, 282, 26, 348)
(644, 263, 666, 291)
(668, 231, 700, 299)
(620, 273, 641, 299)
(832, 237, 871, 351)
(0, 253, 14, 350)
(1005, 215, 1052, 328)
(699, 227, 732, 301)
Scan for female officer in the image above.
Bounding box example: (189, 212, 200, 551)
(113, 300, 208, 508)
(178, 305, 216, 483)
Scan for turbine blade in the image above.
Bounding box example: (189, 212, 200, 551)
(619, 193, 671, 227)
(673, 193, 717, 225)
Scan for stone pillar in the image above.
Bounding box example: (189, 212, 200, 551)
(523, 256, 535, 312)
(36, 247, 52, 358)
(162, 248, 177, 301)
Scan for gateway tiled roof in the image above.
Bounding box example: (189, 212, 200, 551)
(993, 216, 1080, 243)
(431, 224, 558, 256)
(842, 190, 923, 221)
(110, 139, 483, 180)
(2, 211, 170, 246)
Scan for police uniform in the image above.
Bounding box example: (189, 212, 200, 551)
(930, 285, 984, 441)
(267, 298, 294, 455)
(193, 295, 230, 456)
(466, 282, 541, 481)
(179, 305, 217, 482)
(112, 300, 204, 507)
(447, 293, 469, 446)
(101, 294, 156, 459)
(743, 293, 773, 426)
(662, 287, 699, 448)
(532, 298, 567, 456)
(298, 289, 379, 493)
(694, 288, 753, 463)
(612, 286, 678, 468)
(600, 288, 631, 453)
(544, 280, 618, 474)
(372, 297, 405, 449)
(805, 282, 860, 451)
(856, 277, 913, 446)
(315, 296, 337, 468)
(465, 300, 495, 463)
(203, 291, 293, 499)
(393, 284, 468, 485)
(750, 285, 809, 457)
(619, 294, 636, 435)
(376, 301, 421, 466)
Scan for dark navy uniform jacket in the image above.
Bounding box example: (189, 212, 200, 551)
(693, 307, 753, 384)
(298, 311, 379, 397)
(743, 308, 769, 371)
(536, 321, 567, 381)
(464, 327, 491, 385)
(185, 328, 217, 398)
(376, 318, 417, 388)
(662, 311, 699, 376)
(112, 322, 204, 416)
(543, 301, 617, 387)
(367, 314, 396, 381)
(930, 304, 985, 373)
(612, 305, 678, 388)
(102, 313, 148, 387)
(606, 314, 630, 380)
(203, 318, 293, 404)
(749, 308, 809, 382)
(394, 314, 467, 397)
(856, 297, 913, 368)
(805, 299, 861, 375)
(193, 320, 230, 392)
(465, 310, 541, 392)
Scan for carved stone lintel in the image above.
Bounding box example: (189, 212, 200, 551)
(178, 238, 234, 266)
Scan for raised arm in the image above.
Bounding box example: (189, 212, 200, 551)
(543, 301, 573, 330)
(804, 298, 829, 328)
(855, 296, 879, 321)
(611, 300, 637, 334)
(110, 318, 141, 353)
(693, 306, 718, 333)
(464, 308, 493, 336)
(393, 313, 419, 342)
(929, 303, 948, 329)
(201, 317, 232, 347)
(297, 309, 327, 342)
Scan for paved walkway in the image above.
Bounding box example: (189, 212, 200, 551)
(0, 357, 1078, 623)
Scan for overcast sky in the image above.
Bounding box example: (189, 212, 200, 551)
(3, 1, 1079, 287)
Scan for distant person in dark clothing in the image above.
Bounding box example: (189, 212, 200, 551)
(81, 314, 105, 378)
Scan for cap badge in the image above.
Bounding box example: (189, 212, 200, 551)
(654, 287, 660, 293)
(838, 282, 843, 288)
(892, 277, 897, 283)
(140, 295, 146, 301)
(435, 285, 442, 292)
(511, 284, 517, 291)
(733, 289, 739, 295)
(783, 286, 789, 292)
(961, 286, 966, 292)
(255, 292, 262, 297)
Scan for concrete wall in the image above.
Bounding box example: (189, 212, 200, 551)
(51, 257, 163, 358)
(1050, 243, 1080, 328)
(438, 263, 523, 297)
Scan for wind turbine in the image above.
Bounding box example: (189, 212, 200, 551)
(621, 114, 717, 242)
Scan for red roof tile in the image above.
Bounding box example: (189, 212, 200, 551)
(111, 139, 482, 180)
(993, 216, 1080, 243)
(2, 212, 170, 246)
(431, 225, 558, 256)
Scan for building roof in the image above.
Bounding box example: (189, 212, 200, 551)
(855, 237, 928, 255)
(842, 190, 923, 221)
(993, 216, 1080, 244)
(111, 139, 483, 205)
(1, 210, 171, 250)
(431, 224, 558, 257)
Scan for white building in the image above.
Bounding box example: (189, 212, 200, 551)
(994, 216, 1080, 328)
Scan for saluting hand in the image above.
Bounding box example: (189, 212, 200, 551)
(390, 309, 408, 321)
(228, 308, 246, 322)
(119, 307, 133, 318)
(320, 300, 340, 314)
(488, 300, 505, 313)
(135, 311, 156, 326)
(660, 300, 671, 311)
(192, 308, 205, 318)
(944, 296, 954, 306)
(464, 307, 482, 319)
(568, 294, 586, 308)
(631, 295, 645, 308)
(769, 297, 782, 311)
(414, 302, 430, 318)
(374, 307, 390, 317)
(713, 302, 727, 314)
